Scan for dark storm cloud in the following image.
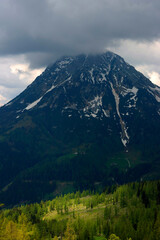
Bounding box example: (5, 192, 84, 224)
(0, 0, 160, 67)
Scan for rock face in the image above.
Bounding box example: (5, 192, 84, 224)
(0, 51, 160, 205)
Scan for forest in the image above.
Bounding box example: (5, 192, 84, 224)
(0, 180, 160, 240)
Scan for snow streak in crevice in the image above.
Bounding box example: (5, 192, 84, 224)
(110, 82, 129, 147)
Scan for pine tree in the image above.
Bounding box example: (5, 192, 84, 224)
(64, 220, 76, 240)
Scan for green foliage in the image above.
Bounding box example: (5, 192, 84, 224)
(0, 180, 160, 240)
(108, 234, 120, 240)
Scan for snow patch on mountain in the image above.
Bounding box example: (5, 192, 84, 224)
(64, 104, 77, 110)
(98, 67, 110, 83)
(110, 83, 120, 118)
(121, 86, 138, 97)
(80, 73, 84, 81)
(113, 75, 118, 86)
(102, 109, 110, 118)
(25, 97, 42, 110)
(121, 139, 127, 147)
(84, 96, 102, 112)
(88, 67, 110, 84)
(150, 86, 160, 92)
(149, 86, 160, 102)
(54, 57, 73, 72)
(46, 84, 57, 93)
(91, 113, 97, 118)
(121, 77, 124, 83)
(83, 95, 102, 118)
(58, 58, 73, 68)
(100, 73, 107, 83)
(131, 87, 138, 95)
(147, 87, 160, 102)
(89, 69, 95, 84)
(110, 82, 129, 147)
(155, 95, 160, 102)
(121, 86, 138, 108)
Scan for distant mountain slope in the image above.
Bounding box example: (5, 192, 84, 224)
(0, 51, 160, 205)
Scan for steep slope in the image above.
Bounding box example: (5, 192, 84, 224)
(0, 51, 160, 205)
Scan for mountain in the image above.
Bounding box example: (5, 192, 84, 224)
(0, 51, 160, 205)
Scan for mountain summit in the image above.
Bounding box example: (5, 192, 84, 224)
(0, 51, 160, 205)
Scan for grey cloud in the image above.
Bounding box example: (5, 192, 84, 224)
(0, 0, 160, 67)
(108, 40, 160, 69)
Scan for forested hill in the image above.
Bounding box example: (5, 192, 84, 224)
(1, 180, 160, 240)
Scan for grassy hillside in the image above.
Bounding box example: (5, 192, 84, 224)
(0, 181, 160, 239)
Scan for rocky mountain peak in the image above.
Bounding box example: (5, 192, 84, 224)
(2, 51, 160, 147)
(0, 51, 160, 205)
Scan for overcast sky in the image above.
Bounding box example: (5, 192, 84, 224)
(0, 0, 160, 105)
